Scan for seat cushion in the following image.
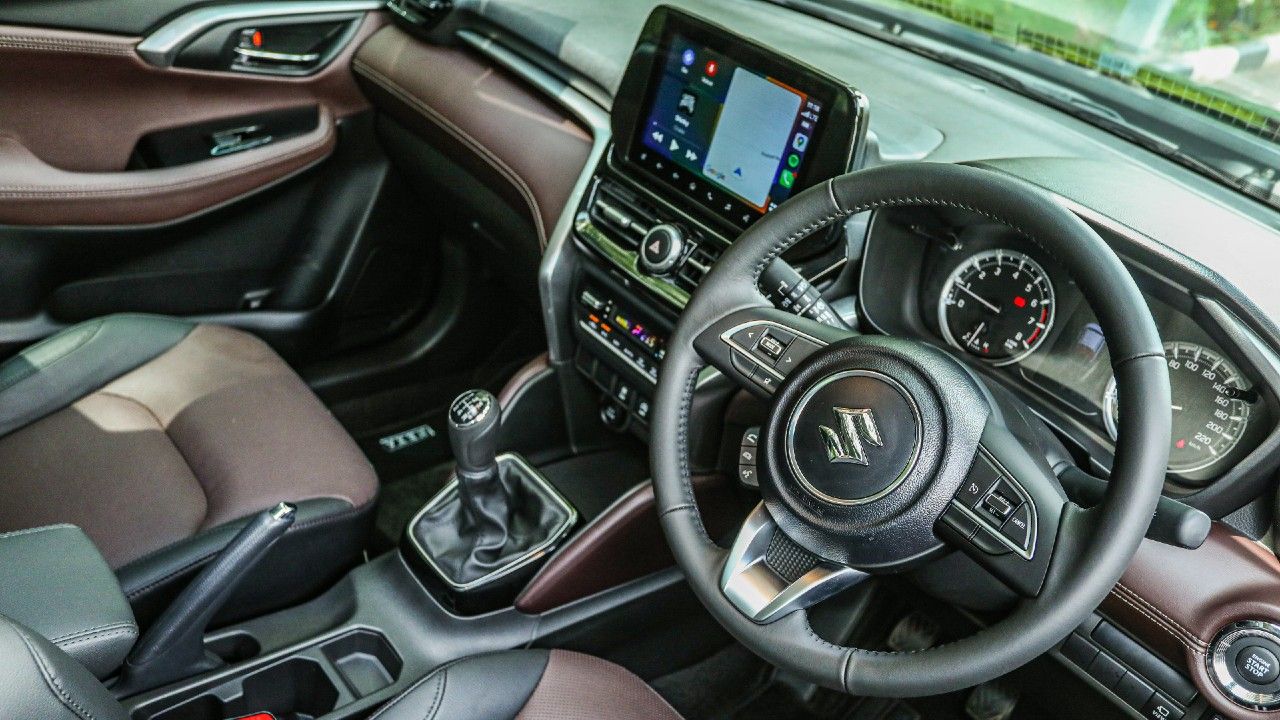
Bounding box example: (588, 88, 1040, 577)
(373, 649, 683, 720)
(0, 315, 378, 622)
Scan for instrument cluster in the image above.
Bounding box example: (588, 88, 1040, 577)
(859, 213, 1275, 489)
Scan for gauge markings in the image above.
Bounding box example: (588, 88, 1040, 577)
(938, 249, 1056, 366)
(1104, 341, 1253, 475)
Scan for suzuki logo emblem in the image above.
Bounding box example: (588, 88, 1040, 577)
(819, 407, 883, 466)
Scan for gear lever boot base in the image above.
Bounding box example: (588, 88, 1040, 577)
(405, 453, 576, 613)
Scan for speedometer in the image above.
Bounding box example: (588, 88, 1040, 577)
(938, 249, 1055, 365)
(1104, 342, 1253, 475)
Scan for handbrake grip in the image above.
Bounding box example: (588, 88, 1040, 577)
(114, 502, 296, 697)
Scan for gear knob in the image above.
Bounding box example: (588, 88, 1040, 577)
(448, 389, 500, 480)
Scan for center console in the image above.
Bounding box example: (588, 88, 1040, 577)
(568, 7, 867, 434)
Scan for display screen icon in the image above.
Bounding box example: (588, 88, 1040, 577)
(792, 134, 809, 152)
(678, 91, 697, 116)
(779, 169, 795, 188)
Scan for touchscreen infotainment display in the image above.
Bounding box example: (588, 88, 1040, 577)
(639, 35, 822, 214)
(615, 7, 865, 232)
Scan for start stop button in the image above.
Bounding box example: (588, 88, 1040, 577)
(1210, 621, 1280, 711)
(1237, 645, 1280, 685)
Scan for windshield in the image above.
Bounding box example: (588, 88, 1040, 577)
(793, 0, 1280, 207)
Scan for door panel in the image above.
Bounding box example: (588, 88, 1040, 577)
(0, 7, 432, 364)
(0, 108, 335, 225)
(0, 17, 378, 174)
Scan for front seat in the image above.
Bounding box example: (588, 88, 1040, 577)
(0, 314, 378, 623)
(370, 649, 683, 720)
(0, 612, 682, 720)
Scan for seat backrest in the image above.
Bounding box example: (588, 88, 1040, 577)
(0, 613, 128, 720)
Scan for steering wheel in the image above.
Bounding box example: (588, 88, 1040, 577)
(650, 162, 1172, 696)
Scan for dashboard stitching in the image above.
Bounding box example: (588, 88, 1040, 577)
(1115, 582, 1209, 646)
(351, 60, 549, 249)
(1110, 584, 1205, 650)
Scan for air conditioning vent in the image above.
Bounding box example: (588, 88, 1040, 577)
(589, 181, 655, 251)
(674, 240, 722, 294)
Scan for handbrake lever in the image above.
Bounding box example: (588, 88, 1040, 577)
(1058, 466, 1210, 549)
(114, 502, 296, 697)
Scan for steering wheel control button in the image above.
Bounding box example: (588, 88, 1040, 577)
(1238, 645, 1280, 685)
(957, 456, 1002, 507)
(940, 505, 978, 540)
(785, 370, 922, 506)
(775, 337, 821, 374)
(638, 223, 684, 275)
(730, 324, 764, 349)
(999, 503, 1033, 550)
(731, 350, 756, 377)
(969, 527, 1011, 556)
(750, 366, 779, 393)
(738, 426, 761, 488)
(756, 331, 789, 363)
(980, 489, 1017, 523)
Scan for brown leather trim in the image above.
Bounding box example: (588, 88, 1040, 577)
(1103, 523, 1280, 719)
(351, 25, 593, 249)
(0, 108, 335, 225)
(0, 14, 383, 174)
(515, 649, 684, 720)
(515, 474, 738, 614)
(498, 352, 551, 408)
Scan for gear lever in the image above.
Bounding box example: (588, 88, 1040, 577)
(448, 389, 500, 485)
(408, 390, 575, 609)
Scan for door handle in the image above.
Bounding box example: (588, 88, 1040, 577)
(228, 23, 346, 75)
(232, 47, 322, 66)
(209, 125, 274, 157)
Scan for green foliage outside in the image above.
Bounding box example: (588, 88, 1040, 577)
(871, 0, 1280, 141)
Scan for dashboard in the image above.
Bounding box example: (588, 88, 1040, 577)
(432, 2, 1280, 718)
(548, 4, 1280, 519)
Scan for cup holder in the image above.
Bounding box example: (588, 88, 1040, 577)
(320, 630, 404, 698)
(143, 658, 339, 720)
(131, 629, 402, 720)
(205, 631, 262, 665)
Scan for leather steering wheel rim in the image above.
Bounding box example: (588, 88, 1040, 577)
(650, 162, 1172, 697)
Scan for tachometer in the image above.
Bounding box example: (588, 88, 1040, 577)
(938, 249, 1055, 365)
(1104, 342, 1253, 475)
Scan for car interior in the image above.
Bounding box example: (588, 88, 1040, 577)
(3, 0, 1280, 719)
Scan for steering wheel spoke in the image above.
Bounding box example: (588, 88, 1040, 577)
(693, 306, 855, 398)
(720, 501, 869, 623)
(935, 419, 1068, 596)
